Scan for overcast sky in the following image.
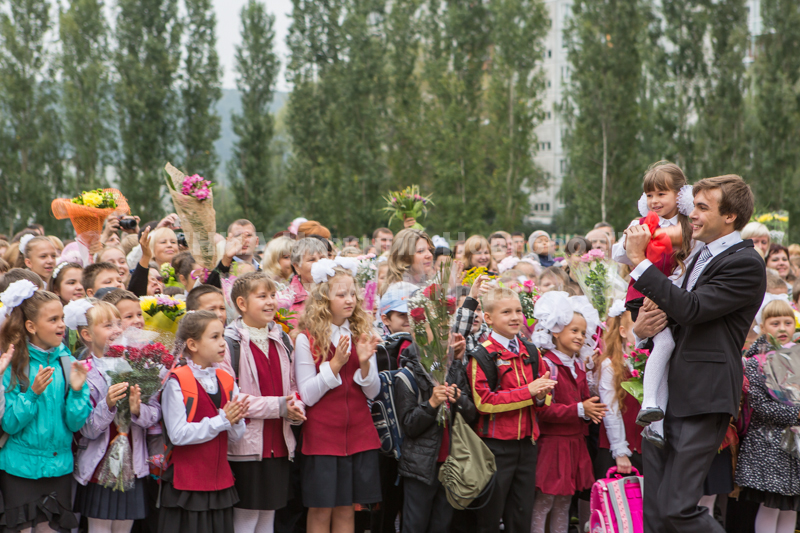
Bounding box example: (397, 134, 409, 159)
(213, 0, 293, 92)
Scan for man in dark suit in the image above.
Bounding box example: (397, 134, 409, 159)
(624, 175, 766, 533)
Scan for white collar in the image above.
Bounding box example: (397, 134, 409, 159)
(187, 358, 219, 375)
(331, 320, 351, 336)
(490, 331, 513, 349)
(659, 214, 679, 227)
(704, 230, 742, 258)
(243, 321, 271, 342)
(233, 256, 259, 269)
(552, 348, 576, 368)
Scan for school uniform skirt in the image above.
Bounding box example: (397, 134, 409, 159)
(157, 466, 239, 533)
(230, 457, 290, 510)
(302, 450, 381, 508)
(0, 472, 77, 532)
(535, 434, 595, 496)
(74, 477, 148, 521)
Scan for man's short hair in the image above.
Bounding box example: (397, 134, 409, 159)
(372, 227, 392, 240)
(488, 232, 507, 243)
(594, 221, 614, 231)
(692, 175, 754, 231)
(228, 219, 255, 234)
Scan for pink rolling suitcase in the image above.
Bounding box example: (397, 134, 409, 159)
(589, 466, 644, 533)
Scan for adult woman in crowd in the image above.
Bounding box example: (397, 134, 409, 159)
(462, 234, 494, 272)
(288, 237, 329, 326)
(261, 236, 294, 284)
(766, 244, 795, 294)
(381, 228, 435, 295)
(742, 222, 771, 258)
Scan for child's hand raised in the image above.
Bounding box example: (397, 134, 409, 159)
(528, 371, 557, 400)
(356, 333, 380, 364)
(330, 335, 351, 375)
(450, 333, 466, 361)
(0, 344, 14, 375)
(582, 396, 608, 424)
(129, 385, 142, 416)
(468, 275, 490, 299)
(106, 382, 128, 408)
(70, 361, 89, 392)
(31, 365, 55, 395)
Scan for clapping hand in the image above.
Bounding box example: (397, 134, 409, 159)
(582, 396, 608, 424)
(356, 333, 380, 364)
(528, 371, 557, 400)
(70, 361, 89, 392)
(106, 382, 128, 408)
(0, 345, 14, 375)
(330, 336, 351, 376)
(223, 396, 250, 425)
(129, 385, 142, 417)
(451, 333, 466, 361)
(31, 365, 54, 395)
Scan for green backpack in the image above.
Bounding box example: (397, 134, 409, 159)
(437, 412, 497, 510)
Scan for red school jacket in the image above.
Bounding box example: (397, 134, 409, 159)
(467, 335, 548, 441)
(537, 350, 591, 437)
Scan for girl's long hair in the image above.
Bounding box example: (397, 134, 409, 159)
(642, 161, 694, 275)
(300, 269, 375, 363)
(381, 229, 433, 296)
(1, 290, 61, 390)
(594, 312, 633, 414)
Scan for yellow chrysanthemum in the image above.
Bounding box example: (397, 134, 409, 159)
(82, 191, 103, 208)
(756, 214, 772, 223)
(778, 215, 789, 222)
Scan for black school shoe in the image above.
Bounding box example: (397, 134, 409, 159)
(635, 407, 665, 427)
(641, 426, 666, 449)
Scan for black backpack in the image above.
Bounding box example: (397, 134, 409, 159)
(467, 337, 540, 392)
(225, 331, 294, 378)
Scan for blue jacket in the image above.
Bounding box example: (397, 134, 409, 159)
(0, 343, 91, 479)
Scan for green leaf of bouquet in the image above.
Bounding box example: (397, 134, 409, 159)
(620, 380, 644, 405)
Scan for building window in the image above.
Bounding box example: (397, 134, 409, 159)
(546, 111, 552, 120)
(548, 49, 552, 58)
(560, 159, 567, 172)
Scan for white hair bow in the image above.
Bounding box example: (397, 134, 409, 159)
(497, 256, 520, 273)
(638, 184, 694, 219)
(608, 299, 627, 319)
(311, 256, 361, 284)
(19, 234, 34, 256)
(531, 291, 574, 351)
(0, 279, 38, 327)
(64, 299, 95, 330)
(432, 235, 449, 249)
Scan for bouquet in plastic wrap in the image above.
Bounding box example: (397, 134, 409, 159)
(51, 189, 130, 249)
(407, 261, 457, 424)
(758, 342, 800, 457)
(99, 329, 175, 491)
(140, 295, 186, 350)
(570, 248, 623, 321)
(620, 347, 650, 405)
(165, 163, 218, 270)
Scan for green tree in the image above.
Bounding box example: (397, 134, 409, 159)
(0, 0, 65, 236)
(484, 0, 549, 230)
(693, 0, 749, 179)
(59, 0, 114, 191)
(114, 0, 182, 218)
(559, 0, 651, 232)
(749, 0, 800, 240)
(182, 0, 222, 179)
(227, 0, 280, 232)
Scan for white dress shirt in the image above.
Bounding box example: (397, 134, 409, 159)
(294, 320, 380, 407)
(598, 358, 631, 458)
(490, 331, 513, 350)
(551, 349, 589, 420)
(162, 359, 246, 446)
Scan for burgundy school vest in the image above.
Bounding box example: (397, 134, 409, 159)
(301, 334, 381, 457)
(599, 374, 643, 454)
(626, 216, 676, 303)
(250, 340, 288, 458)
(169, 374, 235, 491)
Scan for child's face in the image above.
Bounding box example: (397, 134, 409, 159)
(533, 236, 550, 255)
(329, 275, 357, 324)
(761, 315, 795, 346)
(434, 254, 450, 270)
(196, 292, 228, 325)
(646, 188, 679, 219)
(553, 313, 587, 356)
(539, 273, 560, 293)
(238, 283, 277, 329)
(147, 268, 163, 296)
(84, 318, 123, 355)
(117, 299, 145, 330)
(57, 267, 85, 302)
(382, 311, 410, 334)
(27, 300, 65, 349)
(25, 241, 57, 281)
(101, 248, 129, 281)
(484, 297, 523, 339)
(377, 264, 389, 287)
(91, 269, 125, 296)
(454, 244, 465, 261)
(189, 319, 227, 368)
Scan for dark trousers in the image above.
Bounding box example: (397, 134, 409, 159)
(371, 454, 403, 533)
(476, 438, 537, 533)
(643, 408, 729, 533)
(402, 472, 453, 533)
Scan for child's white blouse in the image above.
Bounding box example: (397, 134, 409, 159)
(162, 360, 246, 446)
(597, 358, 632, 459)
(294, 320, 380, 407)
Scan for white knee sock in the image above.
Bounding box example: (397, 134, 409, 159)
(755, 504, 780, 533)
(531, 493, 555, 533)
(234, 508, 261, 533)
(255, 510, 276, 533)
(642, 328, 674, 411)
(776, 510, 797, 533)
(698, 495, 716, 517)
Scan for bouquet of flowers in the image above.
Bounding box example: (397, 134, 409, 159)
(275, 308, 296, 333)
(98, 329, 175, 491)
(354, 254, 378, 314)
(570, 248, 617, 320)
(140, 295, 186, 349)
(165, 163, 218, 269)
(518, 279, 540, 328)
(757, 342, 800, 457)
(160, 263, 184, 289)
(407, 261, 457, 424)
(382, 185, 433, 231)
(51, 188, 130, 249)
(755, 211, 789, 245)
(620, 347, 650, 404)
(461, 267, 496, 287)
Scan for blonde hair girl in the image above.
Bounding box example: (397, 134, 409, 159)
(381, 229, 434, 295)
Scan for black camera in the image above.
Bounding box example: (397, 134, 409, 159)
(119, 218, 137, 231)
(177, 233, 188, 248)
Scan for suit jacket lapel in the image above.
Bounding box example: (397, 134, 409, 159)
(692, 240, 753, 288)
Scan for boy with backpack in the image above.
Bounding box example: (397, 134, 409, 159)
(466, 287, 556, 533)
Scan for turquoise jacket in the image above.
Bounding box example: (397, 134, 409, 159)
(0, 343, 90, 479)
